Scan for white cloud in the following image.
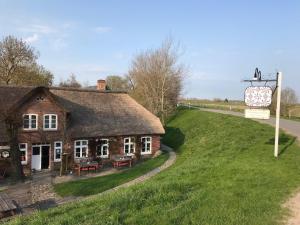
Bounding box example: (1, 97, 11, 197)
(94, 26, 112, 33)
(19, 24, 57, 34)
(24, 33, 39, 43)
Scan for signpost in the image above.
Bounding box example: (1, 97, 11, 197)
(243, 68, 282, 158)
(274, 72, 282, 157)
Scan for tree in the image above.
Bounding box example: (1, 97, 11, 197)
(59, 74, 82, 88)
(4, 113, 25, 181)
(270, 87, 298, 117)
(0, 35, 53, 86)
(127, 39, 186, 124)
(106, 75, 130, 91)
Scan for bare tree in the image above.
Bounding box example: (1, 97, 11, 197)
(59, 74, 82, 88)
(106, 75, 130, 91)
(127, 39, 186, 124)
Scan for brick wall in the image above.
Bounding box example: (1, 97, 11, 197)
(0, 89, 162, 173)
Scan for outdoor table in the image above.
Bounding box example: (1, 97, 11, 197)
(112, 157, 132, 168)
(0, 193, 17, 218)
(75, 161, 100, 176)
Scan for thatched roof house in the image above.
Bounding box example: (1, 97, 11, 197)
(0, 81, 164, 173)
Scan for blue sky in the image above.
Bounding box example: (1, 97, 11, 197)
(0, 0, 299, 100)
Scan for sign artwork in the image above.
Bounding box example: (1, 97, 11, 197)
(245, 109, 270, 120)
(244, 86, 272, 107)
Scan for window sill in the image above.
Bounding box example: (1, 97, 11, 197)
(43, 129, 58, 131)
(54, 160, 62, 162)
(21, 162, 27, 165)
(141, 152, 152, 155)
(23, 129, 38, 131)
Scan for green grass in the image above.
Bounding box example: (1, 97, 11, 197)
(54, 153, 169, 197)
(7, 109, 300, 225)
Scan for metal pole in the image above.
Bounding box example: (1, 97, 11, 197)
(274, 72, 282, 157)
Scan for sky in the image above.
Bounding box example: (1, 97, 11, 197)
(0, 0, 299, 100)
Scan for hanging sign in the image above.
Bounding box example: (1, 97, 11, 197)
(245, 109, 270, 120)
(245, 86, 272, 107)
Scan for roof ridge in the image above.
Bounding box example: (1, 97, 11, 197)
(0, 85, 127, 94)
(50, 86, 128, 94)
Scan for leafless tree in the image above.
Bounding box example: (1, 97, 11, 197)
(127, 39, 186, 124)
(59, 74, 82, 88)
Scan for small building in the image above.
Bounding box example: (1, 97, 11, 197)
(0, 80, 165, 175)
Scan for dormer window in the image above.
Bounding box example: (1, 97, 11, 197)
(23, 114, 38, 130)
(43, 114, 57, 130)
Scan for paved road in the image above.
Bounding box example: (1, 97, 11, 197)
(188, 106, 300, 141)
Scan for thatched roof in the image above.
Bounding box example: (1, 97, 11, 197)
(0, 86, 164, 142)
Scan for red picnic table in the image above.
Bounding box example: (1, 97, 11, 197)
(112, 156, 132, 168)
(74, 161, 101, 176)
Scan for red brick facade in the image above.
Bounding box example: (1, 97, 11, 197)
(0, 90, 162, 174)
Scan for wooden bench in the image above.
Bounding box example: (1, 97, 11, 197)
(0, 193, 17, 218)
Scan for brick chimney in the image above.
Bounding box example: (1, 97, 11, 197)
(97, 79, 106, 91)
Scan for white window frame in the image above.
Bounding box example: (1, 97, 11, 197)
(74, 140, 89, 159)
(19, 143, 27, 165)
(23, 114, 38, 130)
(124, 137, 135, 155)
(43, 114, 58, 130)
(141, 136, 152, 155)
(96, 139, 109, 158)
(54, 141, 62, 162)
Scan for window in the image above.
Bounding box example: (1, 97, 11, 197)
(23, 114, 38, 130)
(74, 140, 88, 158)
(44, 114, 57, 130)
(141, 137, 152, 154)
(54, 141, 62, 162)
(19, 143, 27, 165)
(96, 139, 109, 158)
(124, 137, 135, 155)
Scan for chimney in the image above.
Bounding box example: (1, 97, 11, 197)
(97, 79, 106, 91)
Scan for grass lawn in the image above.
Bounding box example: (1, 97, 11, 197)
(7, 109, 300, 225)
(54, 153, 169, 197)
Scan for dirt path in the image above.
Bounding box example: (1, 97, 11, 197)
(193, 107, 300, 225)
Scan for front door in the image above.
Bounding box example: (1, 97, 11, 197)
(41, 146, 50, 169)
(32, 146, 41, 170)
(31, 145, 50, 170)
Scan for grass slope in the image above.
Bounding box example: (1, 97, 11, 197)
(8, 109, 300, 225)
(54, 153, 169, 197)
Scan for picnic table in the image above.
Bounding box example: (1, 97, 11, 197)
(0, 193, 17, 218)
(74, 161, 101, 176)
(112, 156, 132, 168)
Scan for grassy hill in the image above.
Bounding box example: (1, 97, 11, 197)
(8, 109, 300, 225)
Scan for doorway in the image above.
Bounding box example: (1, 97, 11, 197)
(31, 144, 50, 170)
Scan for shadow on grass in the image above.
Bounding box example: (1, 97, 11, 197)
(265, 134, 297, 156)
(162, 127, 185, 151)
